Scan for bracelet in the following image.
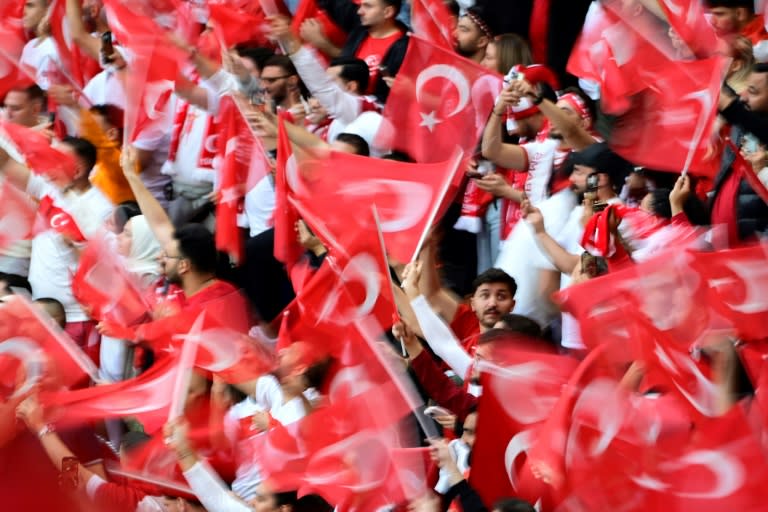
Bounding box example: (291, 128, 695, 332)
(491, 109, 504, 116)
(37, 424, 55, 439)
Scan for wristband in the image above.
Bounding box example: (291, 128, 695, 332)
(37, 424, 55, 439)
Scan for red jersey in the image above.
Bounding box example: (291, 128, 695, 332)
(356, 30, 403, 94)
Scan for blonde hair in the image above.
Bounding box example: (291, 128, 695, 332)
(490, 34, 533, 75)
(727, 36, 755, 94)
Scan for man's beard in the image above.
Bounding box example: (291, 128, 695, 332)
(454, 43, 476, 58)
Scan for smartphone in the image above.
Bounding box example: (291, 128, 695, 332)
(466, 171, 484, 179)
(101, 31, 115, 64)
(424, 405, 453, 417)
(586, 172, 599, 194)
(580, 252, 608, 278)
(59, 456, 79, 490)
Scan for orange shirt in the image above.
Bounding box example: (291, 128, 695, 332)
(80, 109, 135, 205)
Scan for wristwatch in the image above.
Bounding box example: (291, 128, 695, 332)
(37, 424, 55, 439)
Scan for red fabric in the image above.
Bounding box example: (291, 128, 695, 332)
(500, 170, 528, 240)
(0, 120, 78, 183)
(689, 242, 768, 341)
(449, 303, 480, 348)
(0, 296, 97, 389)
(711, 168, 741, 247)
(273, 115, 305, 268)
(741, 14, 768, 46)
(528, 0, 551, 65)
(63, 319, 101, 366)
(40, 350, 181, 434)
(0, 1, 31, 101)
(0, 180, 37, 252)
(356, 31, 404, 94)
(72, 236, 152, 332)
(409, 350, 477, 422)
(470, 345, 579, 510)
(35, 195, 86, 242)
(289, 145, 463, 263)
(215, 97, 268, 263)
(292, 0, 348, 51)
(656, 0, 719, 57)
(608, 55, 727, 178)
(731, 141, 768, 216)
(207, 2, 270, 48)
(92, 479, 147, 512)
(456, 177, 495, 230)
(377, 36, 502, 163)
(48, 0, 99, 87)
(411, 0, 455, 50)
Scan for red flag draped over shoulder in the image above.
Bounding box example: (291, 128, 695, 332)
(289, 146, 464, 263)
(215, 96, 269, 263)
(377, 36, 502, 163)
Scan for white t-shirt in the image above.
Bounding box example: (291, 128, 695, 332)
(496, 187, 578, 327)
(82, 68, 127, 109)
(26, 176, 113, 322)
(20, 37, 60, 91)
(240, 175, 276, 237)
(161, 100, 216, 186)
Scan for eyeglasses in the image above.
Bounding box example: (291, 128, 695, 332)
(260, 75, 290, 83)
(160, 251, 183, 260)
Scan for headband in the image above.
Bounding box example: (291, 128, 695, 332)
(465, 11, 494, 39)
(559, 92, 591, 125)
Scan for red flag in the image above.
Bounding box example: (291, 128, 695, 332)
(71, 236, 152, 330)
(656, 0, 720, 58)
(215, 96, 269, 263)
(0, 180, 38, 252)
(290, 146, 464, 263)
(273, 115, 305, 267)
(609, 56, 728, 177)
(377, 35, 502, 163)
(35, 194, 87, 243)
(0, 120, 78, 183)
(470, 344, 579, 509)
(411, 0, 455, 50)
(40, 351, 181, 433)
(48, 0, 99, 87)
(207, 2, 269, 48)
(689, 243, 768, 341)
(291, 0, 347, 50)
(0, 0, 30, 102)
(0, 295, 99, 388)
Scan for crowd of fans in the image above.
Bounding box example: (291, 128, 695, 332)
(1, 0, 768, 511)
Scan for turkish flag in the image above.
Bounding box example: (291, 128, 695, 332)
(35, 195, 87, 242)
(656, 0, 720, 58)
(377, 35, 502, 163)
(273, 115, 306, 267)
(71, 236, 152, 330)
(0, 1, 30, 102)
(0, 295, 99, 389)
(609, 55, 727, 177)
(689, 243, 768, 342)
(215, 96, 269, 264)
(292, 0, 347, 50)
(40, 350, 181, 433)
(103, 0, 184, 142)
(470, 344, 579, 509)
(290, 146, 463, 263)
(555, 248, 710, 351)
(48, 0, 99, 88)
(207, 2, 269, 48)
(411, 0, 455, 50)
(0, 120, 78, 183)
(0, 180, 38, 252)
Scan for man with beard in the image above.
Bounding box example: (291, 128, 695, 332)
(524, 142, 633, 352)
(453, 6, 495, 64)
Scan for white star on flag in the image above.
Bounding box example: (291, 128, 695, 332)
(419, 110, 442, 132)
(220, 186, 240, 206)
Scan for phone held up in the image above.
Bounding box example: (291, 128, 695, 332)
(59, 456, 79, 490)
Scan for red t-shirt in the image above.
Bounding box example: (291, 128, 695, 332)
(355, 31, 403, 94)
(449, 302, 481, 354)
(711, 170, 741, 248)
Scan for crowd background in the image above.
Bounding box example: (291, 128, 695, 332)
(1, 0, 768, 511)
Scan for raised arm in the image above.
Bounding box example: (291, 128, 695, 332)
(0, 148, 32, 191)
(526, 203, 579, 275)
(66, 0, 101, 60)
(417, 237, 461, 323)
(122, 147, 175, 248)
(481, 103, 528, 169)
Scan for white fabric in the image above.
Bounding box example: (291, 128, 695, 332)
(223, 398, 264, 501)
(183, 461, 251, 512)
(496, 188, 578, 327)
(85, 474, 107, 500)
(200, 69, 239, 115)
(20, 37, 60, 90)
(521, 139, 569, 207)
(339, 111, 387, 157)
(410, 295, 472, 379)
(0, 244, 31, 275)
(82, 69, 127, 109)
(124, 215, 161, 282)
(99, 335, 129, 382)
(26, 176, 113, 322)
(241, 175, 276, 237)
(161, 100, 216, 185)
(434, 439, 471, 494)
